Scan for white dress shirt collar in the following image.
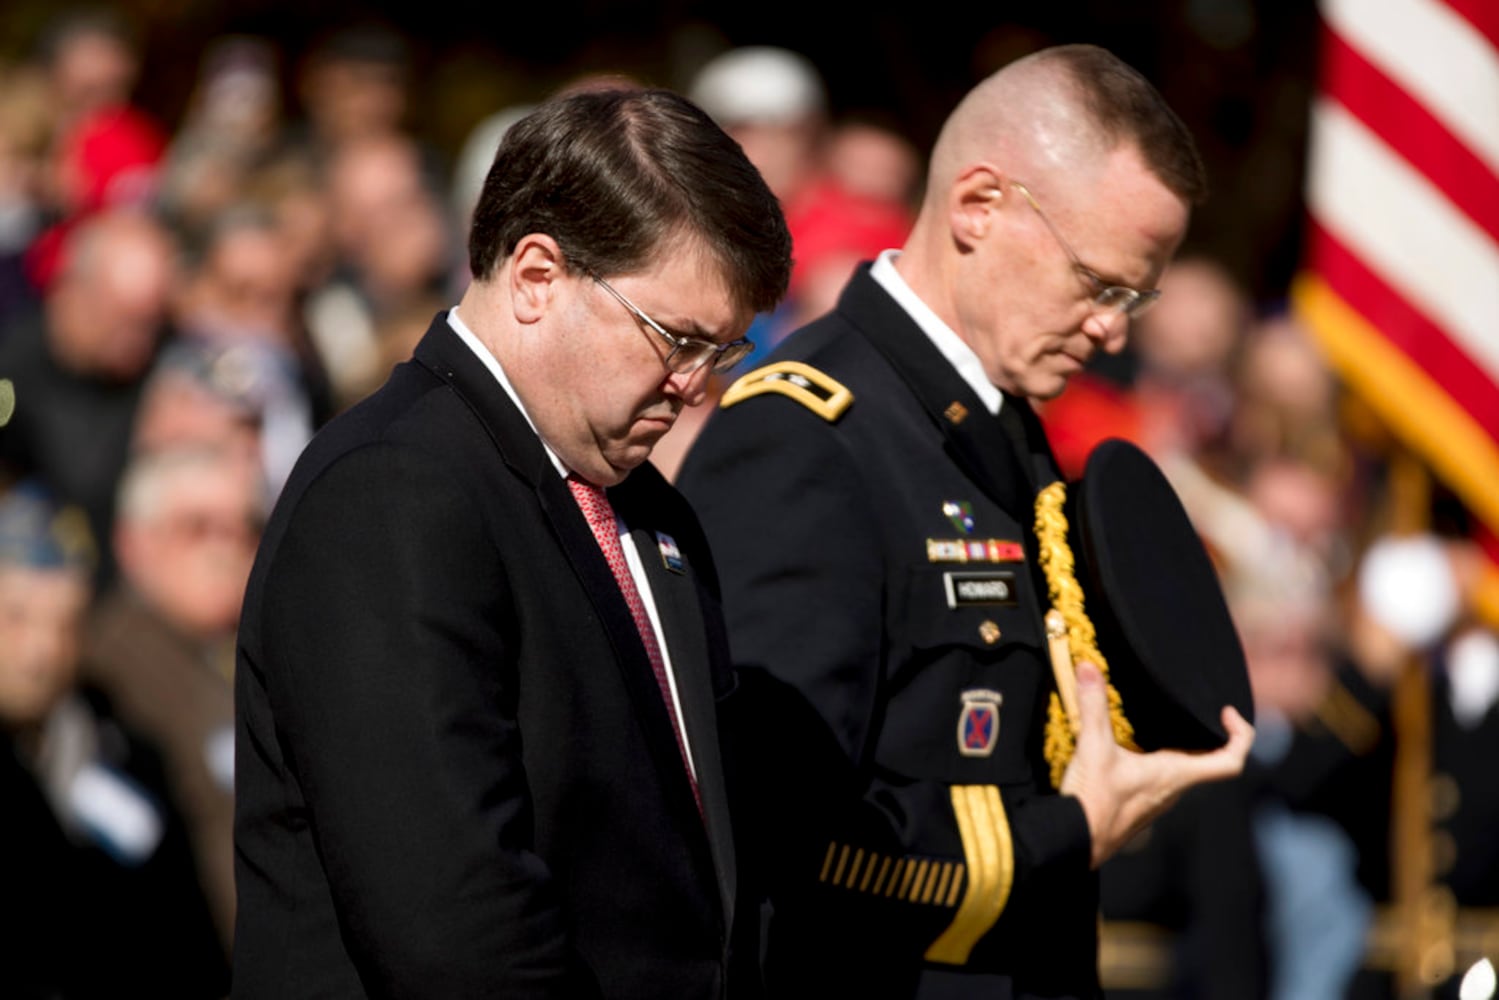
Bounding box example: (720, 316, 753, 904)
(444, 308, 695, 775)
(446, 306, 570, 479)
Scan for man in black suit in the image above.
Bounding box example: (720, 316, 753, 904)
(677, 45, 1253, 998)
(233, 88, 791, 998)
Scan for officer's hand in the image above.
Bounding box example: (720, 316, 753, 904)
(1061, 661, 1254, 869)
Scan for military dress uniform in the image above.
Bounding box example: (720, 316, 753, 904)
(679, 261, 1102, 998)
(1422, 641, 1499, 999)
(1268, 647, 1499, 999)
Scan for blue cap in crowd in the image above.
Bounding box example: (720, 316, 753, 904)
(0, 482, 97, 573)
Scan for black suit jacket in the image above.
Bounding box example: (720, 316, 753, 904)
(234, 314, 754, 999)
(678, 266, 1100, 998)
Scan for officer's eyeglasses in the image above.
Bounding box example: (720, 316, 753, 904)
(591, 274, 754, 375)
(1010, 181, 1161, 319)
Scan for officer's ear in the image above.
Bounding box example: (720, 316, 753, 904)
(949, 164, 1008, 248)
(509, 233, 565, 324)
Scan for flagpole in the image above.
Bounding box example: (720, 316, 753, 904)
(1385, 449, 1452, 999)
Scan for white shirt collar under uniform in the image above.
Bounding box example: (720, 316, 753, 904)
(869, 249, 1003, 416)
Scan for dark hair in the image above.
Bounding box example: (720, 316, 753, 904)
(306, 20, 410, 70)
(180, 202, 279, 274)
(1051, 45, 1208, 205)
(37, 7, 138, 65)
(468, 88, 792, 315)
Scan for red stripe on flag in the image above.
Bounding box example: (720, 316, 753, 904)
(1320, 30, 1499, 244)
(1441, 0, 1499, 54)
(1305, 221, 1499, 439)
(1478, 527, 1499, 630)
(1481, 526, 1499, 567)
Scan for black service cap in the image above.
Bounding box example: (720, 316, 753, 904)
(1067, 439, 1253, 751)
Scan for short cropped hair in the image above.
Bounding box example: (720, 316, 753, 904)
(468, 88, 792, 316)
(1050, 45, 1207, 205)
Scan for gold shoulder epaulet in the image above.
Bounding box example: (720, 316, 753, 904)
(719, 361, 853, 422)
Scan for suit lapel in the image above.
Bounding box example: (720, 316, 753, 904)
(546, 477, 711, 833)
(613, 477, 738, 929)
(411, 314, 555, 486)
(412, 314, 715, 848)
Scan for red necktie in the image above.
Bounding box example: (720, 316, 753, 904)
(568, 476, 702, 813)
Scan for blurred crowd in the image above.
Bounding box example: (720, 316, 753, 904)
(1041, 258, 1499, 999)
(0, 8, 1493, 1000)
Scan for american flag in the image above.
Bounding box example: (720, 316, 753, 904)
(1294, 0, 1499, 623)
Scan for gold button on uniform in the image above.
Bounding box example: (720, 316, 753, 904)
(979, 621, 1002, 645)
(1429, 773, 1460, 821)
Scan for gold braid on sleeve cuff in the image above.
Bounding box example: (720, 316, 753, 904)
(1035, 480, 1138, 788)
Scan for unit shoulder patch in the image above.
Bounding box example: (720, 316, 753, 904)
(719, 361, 853, 422)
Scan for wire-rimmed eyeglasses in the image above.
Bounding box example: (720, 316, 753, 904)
(1010, 181, 1161, 319)
(591, 273, 754, 375)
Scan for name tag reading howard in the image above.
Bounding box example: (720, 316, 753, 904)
(943, 571, 1018, 609)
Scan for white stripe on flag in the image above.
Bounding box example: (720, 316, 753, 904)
(1322, 0, 1499, 174)
(1307, 98, 1499, 378)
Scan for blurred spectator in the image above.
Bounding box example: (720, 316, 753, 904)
(24, 102, 166, 290)
(780, 167, 913, 330)
(157, 36, 284, 235)
(0, 65, 52, 330)
(1241, 632, 1372, 1000)
(0, 209, 176, 583)
(132, 339, 263, 471)
(0, 481, 228, 998)
(1234, 574, 1337, 733)
(1226, 523, 1499, 998)
(687, 45, 828, 360)
(81, 445, 264, 954)
(36, 7, 141, 134)
(1042, 255, 1250, 480)
(245, 153, 336, 295)
(657, 60, 921, 482)
(1230, 311, 1344, 476)
(47, 102, 165, 222)
(773, 115, 919, 330)
(689, 45, 827, 209)
(1165, 453, 1343, 622)
(175, 204, 328, 496)
(178, 204, 299, 344)
(689, 47, 922, 355)
(25, 8, 165, 291)
(1244, 455, 1349, 580)
(1093, 449, 1329, 1000)
(1347, 537, 1499, 997)
(305, 132, 450, 408)
(822, 116, 921, 207)
(1429, 619, 1499, 990)
(1131, 257, 1246, 458)
(671, 45, 922, 485)
(289, 21, 415, 168)
(1206, 474, 1369, 1000)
